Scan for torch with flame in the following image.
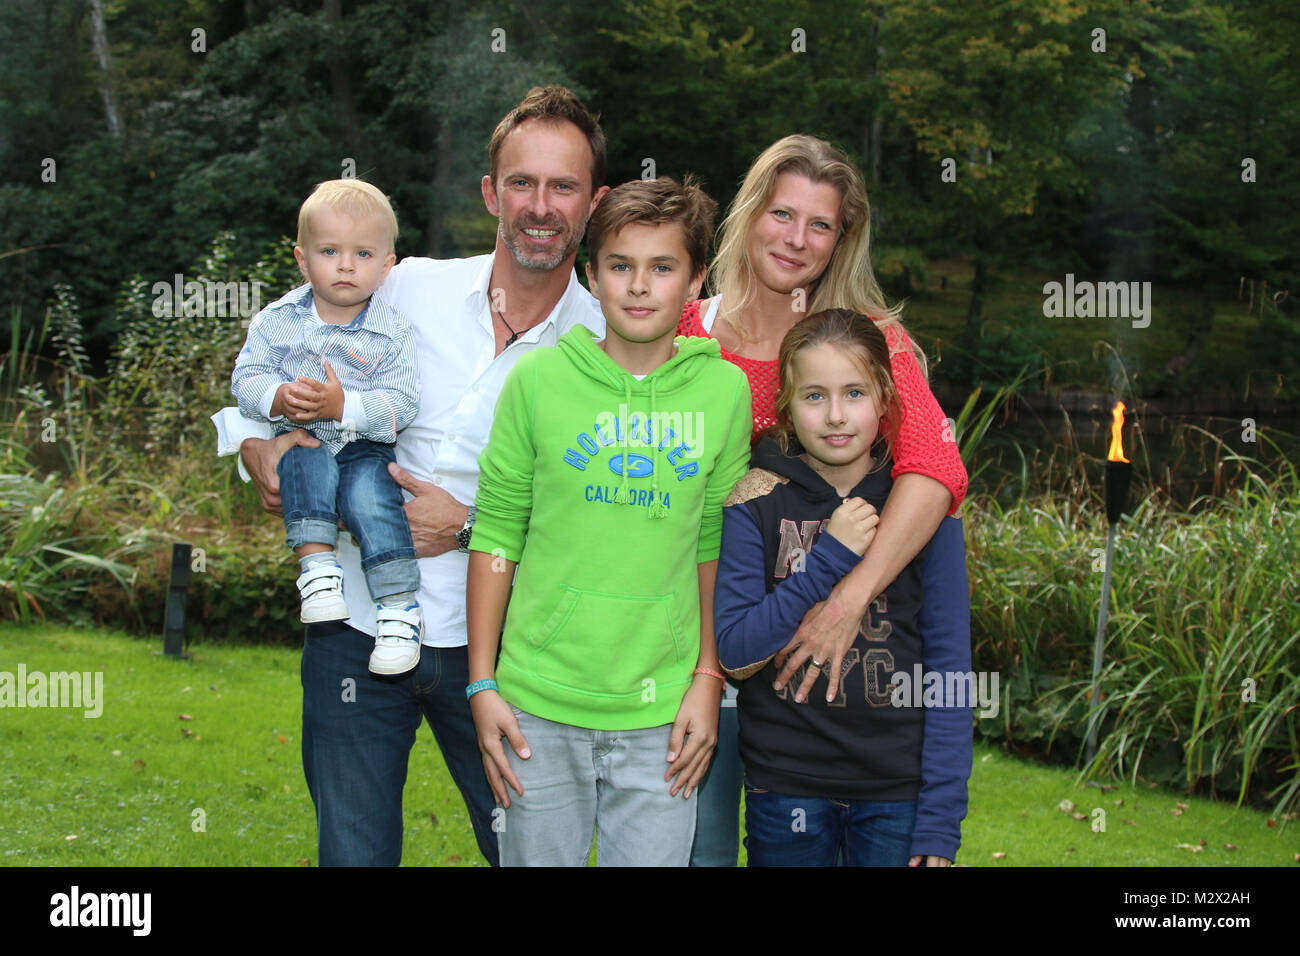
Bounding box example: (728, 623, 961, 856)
(1087, 402, 1132, 763)
(1104, 401, 1132, 521)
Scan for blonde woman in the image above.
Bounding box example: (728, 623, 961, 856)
(678, 135, 968, 866)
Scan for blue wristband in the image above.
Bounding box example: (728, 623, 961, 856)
(465, 679, 498, 701)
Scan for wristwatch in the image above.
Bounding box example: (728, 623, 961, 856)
(456, 506, 477, 553)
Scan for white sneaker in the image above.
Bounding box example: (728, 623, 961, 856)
(369, 603, 424, 676)
(297, 563, 349, 623)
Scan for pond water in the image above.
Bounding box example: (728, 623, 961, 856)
(940, 391, 1300, 506)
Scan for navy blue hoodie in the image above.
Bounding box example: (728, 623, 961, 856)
(714, 435, 973, 861)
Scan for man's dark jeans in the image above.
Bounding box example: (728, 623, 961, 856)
(301, 620, 499, 866)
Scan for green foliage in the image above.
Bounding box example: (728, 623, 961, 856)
(884, 0, 1116, 216)
(0, 233, 294, 628)
(875, 246, 931, 298)
(553, 0, 810, 207)
(0, 472, 130, 624)
(1247, 299, 1300, 400)
(104, 231, 297, 467)
(948, 305, 1057, 390)
(1143, 4, 1300, 288)
(92, 527, 300, 647)
(966, 449, 1300, 817)
(948, 371, 1038, 492)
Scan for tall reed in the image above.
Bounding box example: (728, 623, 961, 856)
(964, 431, 1300, 817)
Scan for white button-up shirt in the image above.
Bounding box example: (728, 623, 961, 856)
(212, 252, 605, 646)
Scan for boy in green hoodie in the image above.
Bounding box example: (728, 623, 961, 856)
(465, 176, 752, 866)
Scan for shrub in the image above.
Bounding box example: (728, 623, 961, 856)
(966, 447, 1300, 816)
(88, 525, 301, 647)
(0, 472, 130, 623)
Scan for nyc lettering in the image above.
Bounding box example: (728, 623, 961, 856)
(773, 518, 828, 577)
(859, 594, 891, 641)
(774, 522, 895, 643)
(562, 412, 698, 481)
(774, 647, 896, 708)
(768, 578, 895, 705)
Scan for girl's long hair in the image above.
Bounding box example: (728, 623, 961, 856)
(709, 134, 927, 377)
(771, 308, 902, 470)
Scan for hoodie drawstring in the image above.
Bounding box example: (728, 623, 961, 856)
(647, 377, 669, 519)
(620, 378, 631, 509)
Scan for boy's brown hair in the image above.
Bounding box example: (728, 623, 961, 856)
(585, 175, 717, 277)
(487, 85, 606, 191)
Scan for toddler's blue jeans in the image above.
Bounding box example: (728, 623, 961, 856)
(278, 439, 418, 601)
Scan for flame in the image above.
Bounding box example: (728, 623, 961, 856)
(1107, 401, 1129, 463)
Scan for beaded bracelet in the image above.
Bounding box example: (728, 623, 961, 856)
(692, 667, 726, 683)
(465, 678, 498, 700)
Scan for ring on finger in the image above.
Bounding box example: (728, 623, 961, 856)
(810, 658, 825, 669)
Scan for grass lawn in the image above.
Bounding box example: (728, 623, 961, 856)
(1, 622, 479, 867)
(1, 623, 1294, 866)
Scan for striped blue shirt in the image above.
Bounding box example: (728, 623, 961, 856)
(231, 282, 420, 453)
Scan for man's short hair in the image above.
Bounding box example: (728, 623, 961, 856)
(585, 175, 717, 276)
(297, 179, 399, 252)
(487, 85, 606, 192)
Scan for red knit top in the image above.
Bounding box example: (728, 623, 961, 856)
(677, 299, 968, 514)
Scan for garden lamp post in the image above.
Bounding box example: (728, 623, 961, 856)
(163, 542, 192, 659)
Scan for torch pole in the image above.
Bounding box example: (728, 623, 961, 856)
(1089, 403, 1132, 766)
(1086, 523, 1119, 764)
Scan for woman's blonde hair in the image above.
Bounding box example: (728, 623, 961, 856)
(771, 308, 901, 468)
(709, 134, 926, 376)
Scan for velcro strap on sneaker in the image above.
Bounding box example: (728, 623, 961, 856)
(375, 605, 422, 639)
(296, 564, 343, 598)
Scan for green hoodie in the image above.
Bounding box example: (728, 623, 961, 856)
(471, 325, 752, 730)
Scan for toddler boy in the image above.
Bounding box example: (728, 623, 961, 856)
(232, 179, 424, 676)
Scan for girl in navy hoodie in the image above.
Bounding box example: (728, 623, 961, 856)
(714, 309, 973, 866)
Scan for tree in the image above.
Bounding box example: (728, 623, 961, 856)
(881, 0, 1131, 334)
(87, 0, 122, 138)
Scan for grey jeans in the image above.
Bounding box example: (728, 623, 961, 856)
(499, 706, 697, 866)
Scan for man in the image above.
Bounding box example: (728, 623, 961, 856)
(212, 86, 610, 866)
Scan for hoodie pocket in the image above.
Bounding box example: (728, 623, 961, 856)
(530, 586, 687, 698)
